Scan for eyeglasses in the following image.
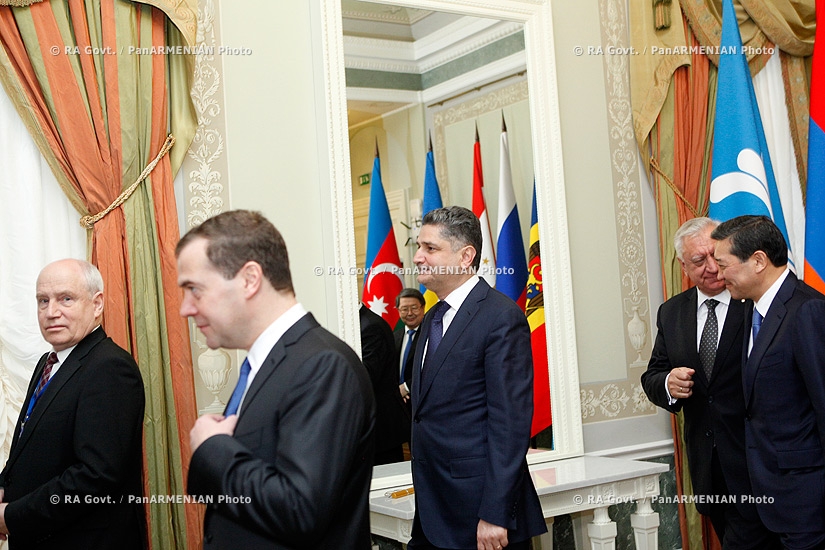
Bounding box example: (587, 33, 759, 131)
(398, 306, 422, 314)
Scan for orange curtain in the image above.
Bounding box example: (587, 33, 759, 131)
(0, 1, 199, 547)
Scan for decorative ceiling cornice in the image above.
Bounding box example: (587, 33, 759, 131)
(344, 19, 522, 74)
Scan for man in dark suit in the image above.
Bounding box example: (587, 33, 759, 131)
(177, 210, 375, 550)
(394, 288, 425, 428)
(713, 215, 825, 550)
(359, 304, 406, 465)
(0, 259, 145, 549)
(409, 206, 545, 550)
(641, 217, 778, 549)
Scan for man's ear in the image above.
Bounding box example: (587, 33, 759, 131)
(460, 245, 477, 269)
(239, 261, 264, 297)
(92, 291, 104, 318)
(751, 250, 769, 273)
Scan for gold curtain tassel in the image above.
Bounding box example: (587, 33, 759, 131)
(649, 157, 702, 218)
(653, 0, 672, 31)
(80, 134, 176, 229)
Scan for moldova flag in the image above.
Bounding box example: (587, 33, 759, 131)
(526, 183, 552, 438)
(496, 116, 528, 309)
(804, 0, 825, 293)
(364, 145, 404, 327)
(708, 0, 794, 264)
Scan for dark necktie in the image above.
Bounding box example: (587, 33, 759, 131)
(225, 358, 251, 416)
(400, 329, 415, 383)
(699, 299, 719, 380)
(752, 309, 764, 344)
(424, 301, 449, 369)
(36, 352, 58, 396)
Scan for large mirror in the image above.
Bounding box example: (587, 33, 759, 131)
(317, 0, 583, 460)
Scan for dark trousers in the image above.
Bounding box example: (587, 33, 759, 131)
(706, 449, 781, 550)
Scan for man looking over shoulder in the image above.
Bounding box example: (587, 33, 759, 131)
(409, 206, 545, 550)
(177, 209, 375, 549)
(0, 259, 145, 549)
(641, 217, 778, 548)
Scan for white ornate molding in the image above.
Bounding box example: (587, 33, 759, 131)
(576, 0, 656, 424)
(341, 2, 432, 25)
(184, 0, 229, 227)
(182, 0, 233, 413)
(317, 0, 362, 349)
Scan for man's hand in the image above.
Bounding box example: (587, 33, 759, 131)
(477, 519, 508, 550)
(0, 500, 9, 539)
(190, 414, 238, 454)
(668, 367, 695, 399)
(399, 384, 410, 402)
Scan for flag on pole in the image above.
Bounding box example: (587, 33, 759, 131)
(804, 0, 825, 293)
(496, 115, 528, 309)
(526, 182, 552, 438)
(421, 133, 443, 310)
(708, 0, 794, 264)
(472, 124, 496, 286)
(364, 142, 404, 327)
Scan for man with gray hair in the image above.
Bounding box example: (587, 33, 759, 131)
(642, 218, 777, 548)
(0, 259, 146, 548)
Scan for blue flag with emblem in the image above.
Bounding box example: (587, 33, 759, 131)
(708, 0, 794, 265)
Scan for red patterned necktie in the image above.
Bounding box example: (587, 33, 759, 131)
(36, 352, 58, 396)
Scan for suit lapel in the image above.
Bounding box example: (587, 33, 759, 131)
(417, 280, 487, 406)
(711, 297, 745, 384)
(682, 289, 704, 384)
(743, 274, 796, 406)
(235, 314, 317, 419)
(8, 329, 106, 463)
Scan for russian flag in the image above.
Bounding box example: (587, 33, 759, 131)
(496, 116, 528, 309)
(472, 125, 496, 286)
(804, 0, 825, 293)
(364, 145, 404, 327)
(708, 0, 794, 264)
(421, 135, 443, 310)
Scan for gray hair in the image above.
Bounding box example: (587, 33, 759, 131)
(674, 217, 718, 261)
(78, 260, 104, 296)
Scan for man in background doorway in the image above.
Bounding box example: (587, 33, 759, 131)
(409, 206, 545, 550)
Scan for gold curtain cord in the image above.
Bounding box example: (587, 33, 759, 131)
(0, 0, 44, 5)
(649, 157, 703, 218)
(80, 134, 176, 229)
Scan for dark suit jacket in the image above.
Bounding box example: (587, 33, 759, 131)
(411, 279, 545, 549)
(0, 328, 146, 550)
(394, 324, 419, 435)
(359, 306, 407, 456)
(394, 324, 419, 392)
(742, 273, 825, 533)
(641, 289, 756, 517)
(188, 313, 375, 550)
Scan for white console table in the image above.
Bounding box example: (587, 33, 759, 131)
(370, 454, 669, 549)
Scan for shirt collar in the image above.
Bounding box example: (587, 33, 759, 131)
(696, 288, 731, 311)
(246, 303, 308, 371)
(441, 275, 481, 313)
(755, 267, 791, 317)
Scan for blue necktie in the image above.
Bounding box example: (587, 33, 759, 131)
(424, 301, 449, 368)
(400, 329, 415, 383)
(225, 358, 251, 416)
(752, 309, 764, 343)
